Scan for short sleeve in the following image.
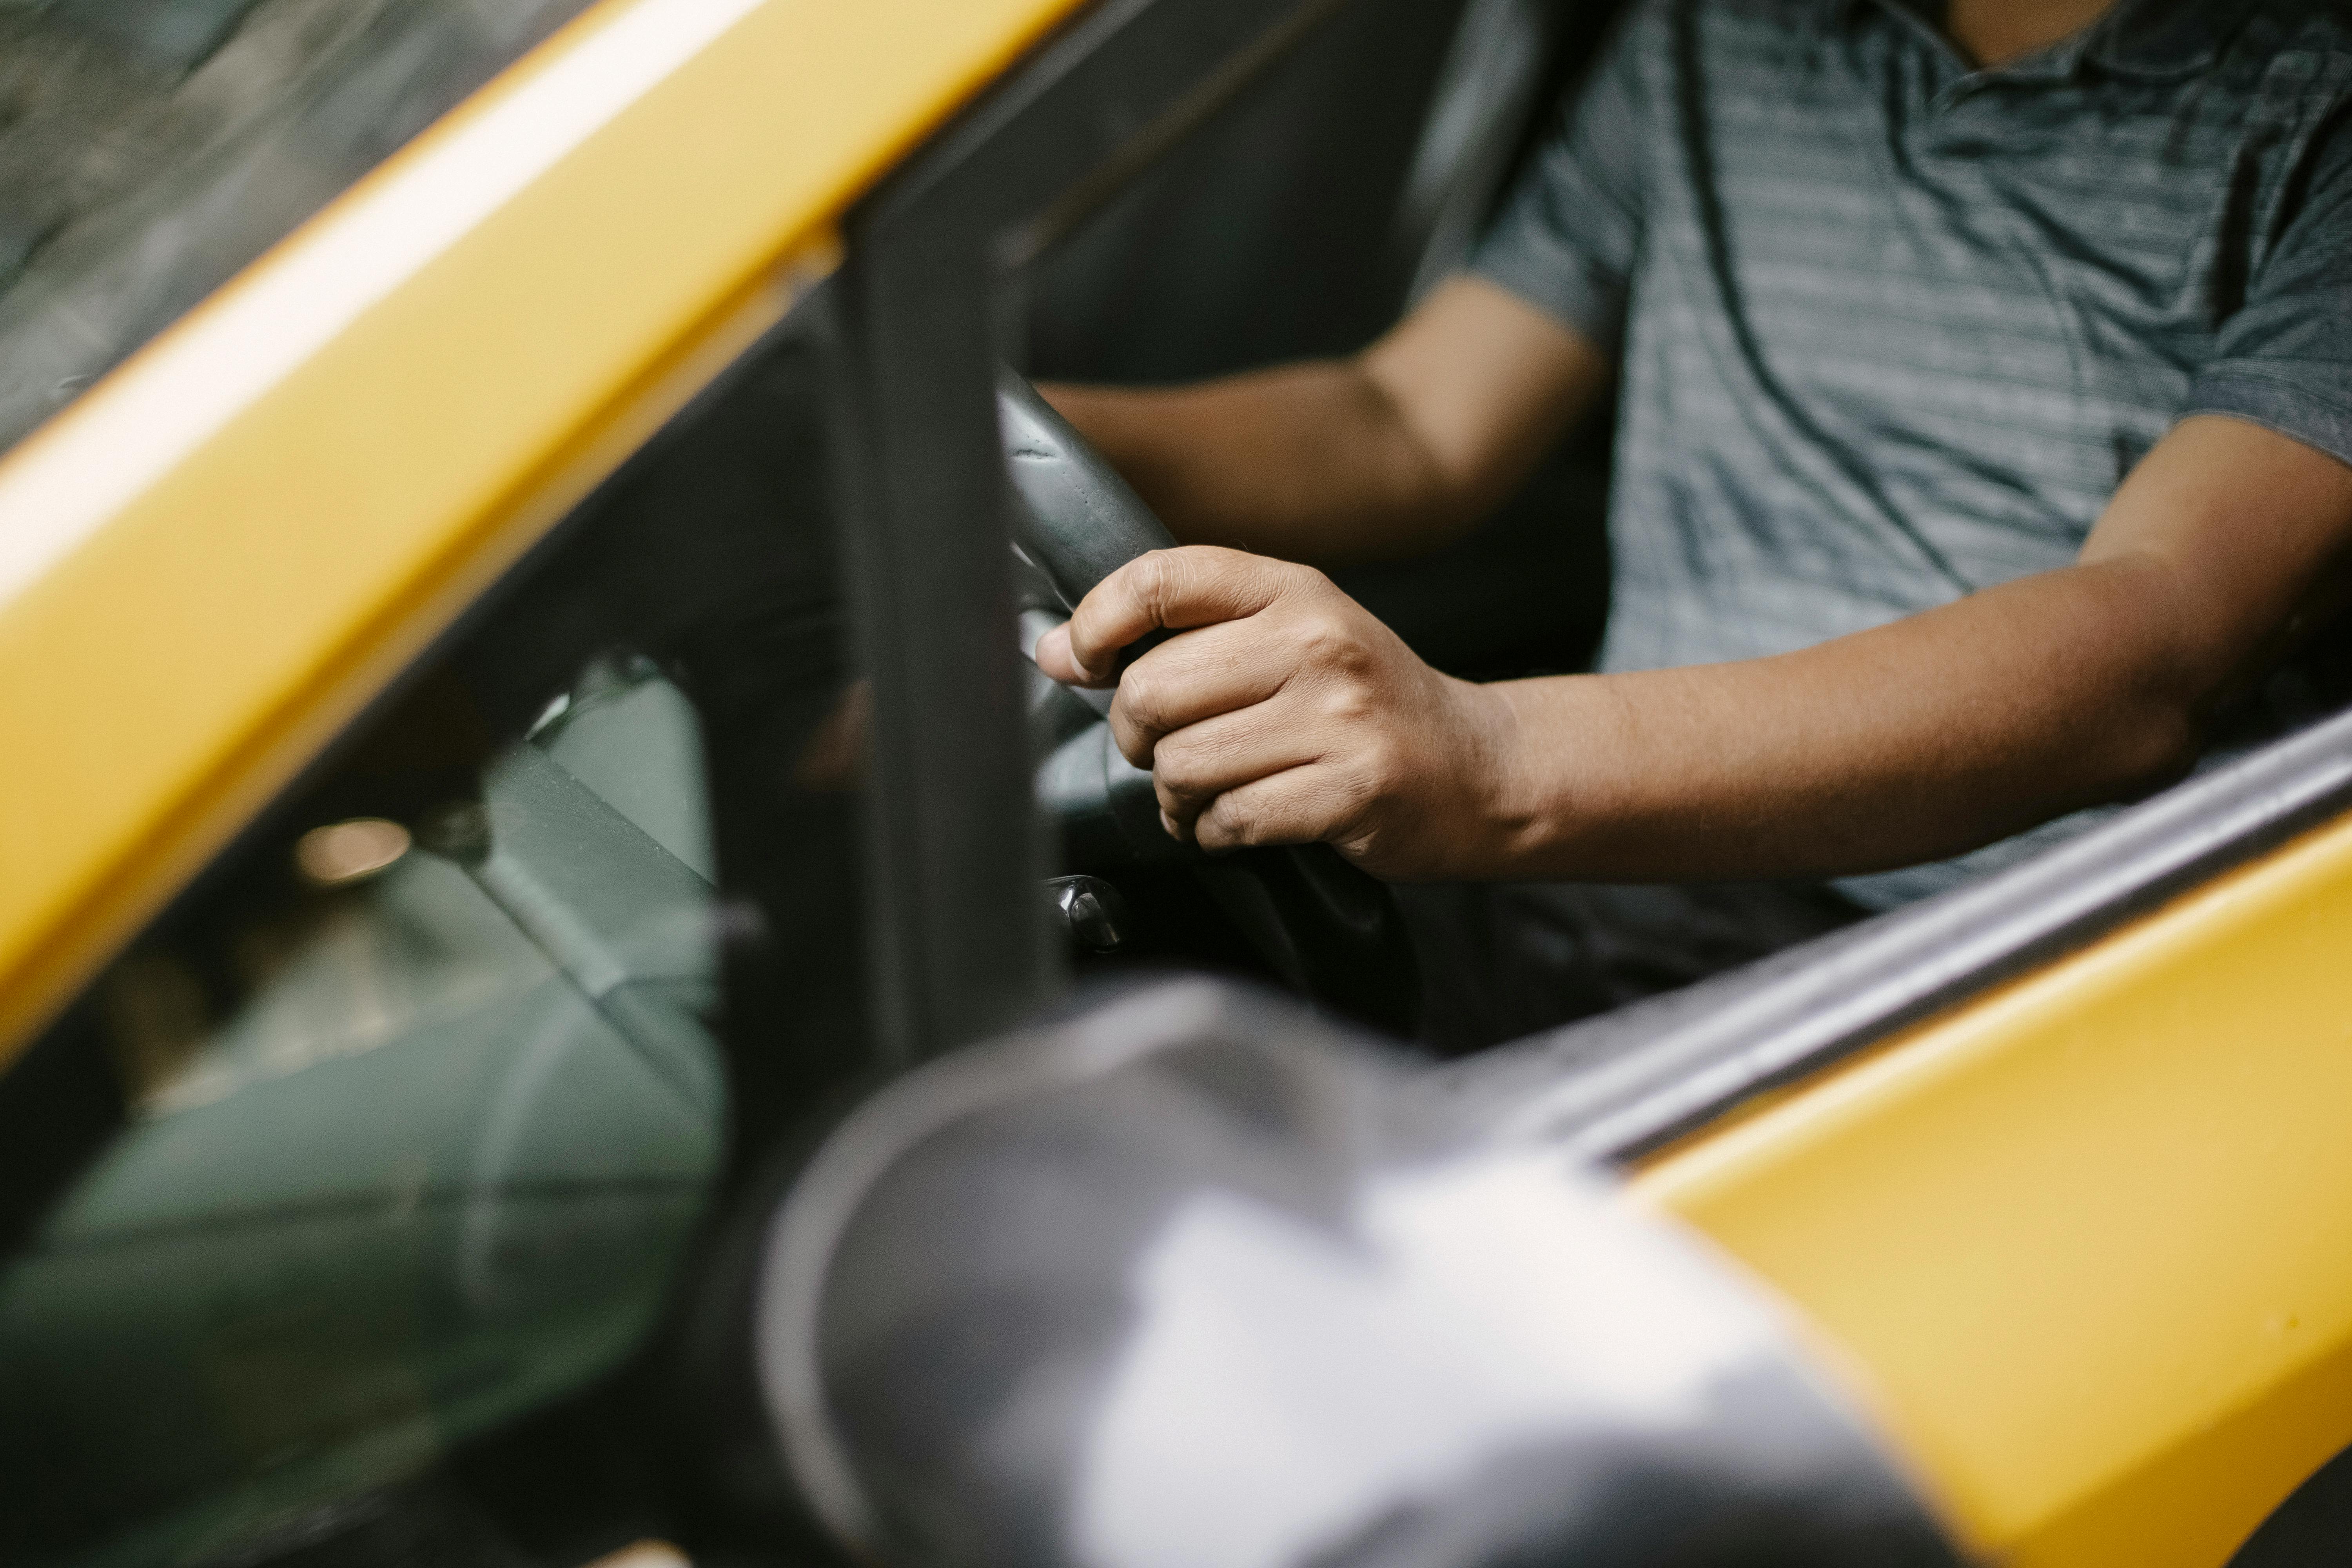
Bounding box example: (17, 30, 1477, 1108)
(1468, 0, 1660, 354)
(2184, 105, 2352, 466)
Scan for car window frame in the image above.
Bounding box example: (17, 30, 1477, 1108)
(0, 0, 1083, 1070)
(9, 0, 2352, 1560)
(821, 0, 1365, 1066)
(5, 0, 2352, 1208)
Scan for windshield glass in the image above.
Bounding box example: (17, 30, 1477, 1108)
(0, 0, 599, 455)
(0, 321, 869, 1567)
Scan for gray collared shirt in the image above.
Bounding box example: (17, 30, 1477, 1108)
(1474, 0, 2352, 906)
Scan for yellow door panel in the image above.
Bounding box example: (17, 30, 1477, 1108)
(1637, 809, 2352, 1568)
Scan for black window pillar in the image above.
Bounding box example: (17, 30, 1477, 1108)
(829, 0, 1354, 1065)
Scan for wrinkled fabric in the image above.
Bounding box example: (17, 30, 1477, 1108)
(1474, 0, 2352, 907)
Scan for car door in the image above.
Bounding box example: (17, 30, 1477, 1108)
(10, 0, 2352, 1563)
(0, 0, 1493, 1561)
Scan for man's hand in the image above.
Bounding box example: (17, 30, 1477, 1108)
(1033, 546, 1518, 879)
(1036, 418, 2352, 887)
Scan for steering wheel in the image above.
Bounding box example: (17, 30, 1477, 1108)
(998, 369, 1421, 1038)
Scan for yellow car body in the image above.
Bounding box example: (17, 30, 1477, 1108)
(2, 0, 2350, 1563)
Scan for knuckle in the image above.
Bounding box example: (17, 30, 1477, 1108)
(1107, 714, 1151, 768)
(1153, 744, 1200, 795)
(1279, 561, 1332, 595)
(1290, 610, 1368, 671)
(1131, 549, 1186, 617)
(1321, 681, 1375, 726)
(1116, 669, 1161, 727)
(1128, 549, 1171, 598)
(1298, 608, 1346, 647)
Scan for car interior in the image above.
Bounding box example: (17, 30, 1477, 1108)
(5, 0, 2352, 1563)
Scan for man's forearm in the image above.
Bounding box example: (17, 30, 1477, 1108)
(1045, 363, 1472, 568)
(1468, 416, 2352, 883)
(1472, 559, 2205, 882)
(1044, 275, 1614, 570)
(1038, 412, 2352, 887)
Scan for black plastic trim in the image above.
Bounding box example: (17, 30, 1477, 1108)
(827, 0, 1353, 1064)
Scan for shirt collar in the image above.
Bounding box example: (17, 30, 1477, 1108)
(2079, 0, 2241, 80)
(1831, 0, 2239, 83)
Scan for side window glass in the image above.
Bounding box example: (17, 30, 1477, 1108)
(0, 0, 605, 455)
(0, 318, 866, 1567)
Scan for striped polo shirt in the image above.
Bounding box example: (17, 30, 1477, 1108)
(1473, 0, 2352, 907)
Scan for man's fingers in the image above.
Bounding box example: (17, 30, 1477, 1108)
(1034, 546, 1388, 860)
(1149, 700, 1323, 829)
(1108, 619, 1289, 764)
(1063, 546, 1298, 681)
(1031, 621, 1097, 688)
(1190, 765, 1357, 855)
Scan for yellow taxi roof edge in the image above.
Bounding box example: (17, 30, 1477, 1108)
(0, 0, 774, 610)
(0, 0, 1087, 1062)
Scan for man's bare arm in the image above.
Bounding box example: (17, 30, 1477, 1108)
(1486, 414, 2352, 877)
(1035, 415, 2352, 882)
(1043, 275, 1613, 568)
